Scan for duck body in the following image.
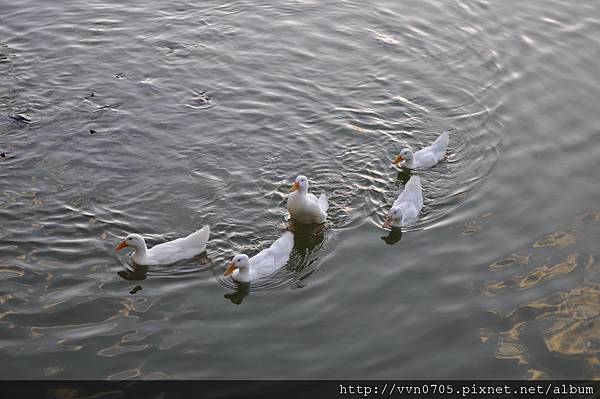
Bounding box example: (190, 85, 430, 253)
(383, 176, 423, 228)
(116, 225, 210, 266)
(393, 131, 449, 169)
(287, 191, 328, 224)
(287, 175, 328, 224)
(225, 231, 294, 283)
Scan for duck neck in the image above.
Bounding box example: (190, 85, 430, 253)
(237, 266, 251, 281)
(131, 242, 149, 260)
(298, 186, 309, 197)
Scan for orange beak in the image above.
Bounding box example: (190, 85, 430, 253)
(290, 182, 300, 192)
(115, 241, 128, 251)
(382, 216, 393, 229)
(392, 155, 404, 165)
(224, 262, 238, 276)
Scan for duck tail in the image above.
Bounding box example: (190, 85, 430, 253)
(432, 131, 450, 153)
(192, 225, 210, 244)
(275, 231, 295, 255)
(319, 193, 329, 213)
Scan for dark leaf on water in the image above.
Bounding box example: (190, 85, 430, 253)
(130, 285, 143, 294)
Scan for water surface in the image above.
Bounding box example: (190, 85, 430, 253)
(1, 0, 599, 379)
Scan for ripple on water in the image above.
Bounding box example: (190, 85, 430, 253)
(479, 211, 600, 378)
(1, 0, 503, 302)
(0, 0, 514, 379)
(214, 223, 327, 300)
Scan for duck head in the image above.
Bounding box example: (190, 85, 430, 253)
(392, 148, 413, 165)
(115, 234, 147, 252)
(290, 175, 309, 193)
(382, 206, 403, 229)
(224, 254, 250, 276)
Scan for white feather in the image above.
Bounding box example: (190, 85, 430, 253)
(287, 175, 328, 224)
(231, 231, 294, 283)
(125, 226, 210, 266)
(398, 132, 449, 169)
(388, 176, 423, 227)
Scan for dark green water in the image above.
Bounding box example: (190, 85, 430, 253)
(1, 0, 599, 379)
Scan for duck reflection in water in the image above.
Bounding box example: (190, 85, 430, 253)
(224, 282, 251, 305)
(117, 264, 148, 294)
(396, 167, 412, 185)
(118, 264, 148, 281)
(117, 251, 211, 294)
(381, 227, 403, 245)
(291, 222, 326, 282)
(290, 222, 326, 255)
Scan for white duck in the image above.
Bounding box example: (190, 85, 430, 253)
(115, 225, 210, 265)
(392, 131, 449, 169)
(224, 231, 294, 283)
(287, 175, 328, 224)
(382, 176, 423, 228)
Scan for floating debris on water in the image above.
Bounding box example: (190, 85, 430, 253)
(90, 128, 96, 134)
(130, 285, 143, 294)
(114, 73, 125, 79)
(459, 221, 481, 237)
(186, 89, 212, 109)
(10, 113, 32, 124)
(95, 102, 123, 112)
(533, 229, 578, 249)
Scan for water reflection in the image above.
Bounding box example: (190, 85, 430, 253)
(480, 211, 600, 378)
(194, 251, 212, 267)
(396, 168, 413, 185)
(224, 283, 251, 305)
(381, 228, 403, 245)
(291, 223, 326, 255)
(117, 264, 148, 295)
(291, 222, 326, 286)
(116, 251, 211, 295)
(117, 264, 148, 282)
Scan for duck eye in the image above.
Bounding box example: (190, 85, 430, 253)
(128, 237, 132, 240)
